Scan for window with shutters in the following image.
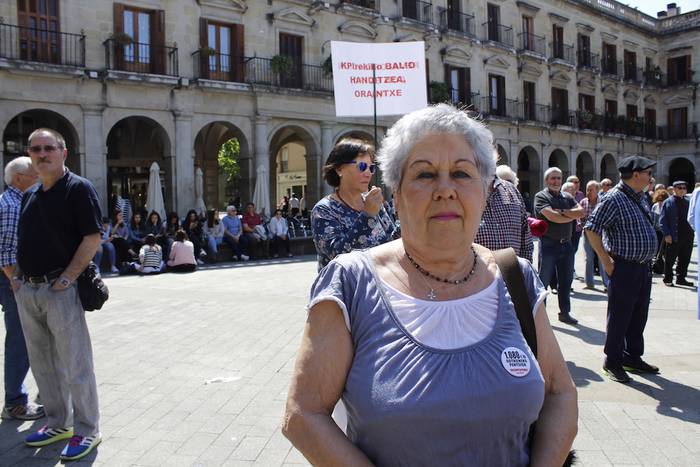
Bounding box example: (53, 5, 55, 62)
(626, 104, 637, 119)
(578, 93, 594, 112)
(17, 0, 61, 64)
(668, 107, 688, 138)
(623, 50, 637, 81)
(602, 42, 617, 75)
(667, 55, 691, 85)
(445, 65, 471, 106)
(488, 74, 505, 116)
(279, 33, 303, 88)
(487, 4, 500, 42)
(604, 99, 617, 116)
(523, 81, 536, 120)
(199, 18, 244, 82)
(113, 3, 165, 74)
(644, 108, 656, 138)
(551, 88, 569, 125)
(552, 25, 564, 59)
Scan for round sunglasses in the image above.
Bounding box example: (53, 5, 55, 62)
(345, 161, 377, 174)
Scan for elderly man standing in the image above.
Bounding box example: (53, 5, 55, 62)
(0, 157, 44, 421)
(12, 128, 103, 461)
(660, 180, 694, 287)
(475, 165, 533, 262)
(534, 167, 585, 325)
(585, 156, 659, 383)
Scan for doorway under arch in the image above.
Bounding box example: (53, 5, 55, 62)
(517, 146, 540, 201)
(668, 157, 696, 187)
(548, 149, 569, 180)
(600, 153, 618, 182)
(576, 151, 594, 187)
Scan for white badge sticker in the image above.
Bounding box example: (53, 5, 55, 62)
(501, 347, 531, 377)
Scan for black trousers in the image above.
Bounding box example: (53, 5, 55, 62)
(604, 259, 652, 368)
(663, 237, 693, 282)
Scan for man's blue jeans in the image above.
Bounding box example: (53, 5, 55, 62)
(0, 275, 30, 407)
(538, 237, 575, 315)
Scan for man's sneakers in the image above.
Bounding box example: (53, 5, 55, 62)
(1, 403, 45, 420)
(663, 280, 674, 287)
(25, 425, 73, 447)
(623, 358, 660, 374)
(676, 278, 694, 287)
(60, 434, 102, 461)
(558, 313, 579, 325)
(602, 365, 632, 383)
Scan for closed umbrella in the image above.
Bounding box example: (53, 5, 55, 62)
(252, 164, 270, 217)
(146, 161, 166, 220)
(195, 167, 206, 216)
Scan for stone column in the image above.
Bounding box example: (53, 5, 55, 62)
(569, 147, 577, 180)
(321, 122, 334, 196)
(82, 105, 108, 214)
(253, 116, 270, 215)
(174, 112, 195, 214)
(593, 149, 602, 180)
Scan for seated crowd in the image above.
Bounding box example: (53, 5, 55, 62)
(93, 202, 303, 275)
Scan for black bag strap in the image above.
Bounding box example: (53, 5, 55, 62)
(493, 248, 537, 358)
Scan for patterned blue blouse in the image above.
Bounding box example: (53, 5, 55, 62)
(311, 195, 397, 270)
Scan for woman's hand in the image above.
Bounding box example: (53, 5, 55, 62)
(362, 186, 384, 218)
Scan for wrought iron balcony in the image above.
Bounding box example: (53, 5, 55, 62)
(623, 65, 643, 83)
(643, 69, 664, 87)
(0, 22, 85, 67)
(438, 8, 475, 37)
(551, 108, 575, 126)
(549, 42, 574, 65)
(482, 22, 513, 47)
(402, 0, 433, 24)
(104, 38, 178, 76)
(244, 56, 333, 92)
(448, 89, 478, 108)
(477, 96, 517, 118)
(518, 102, 551, 123)
(577, 50, 600, 71)
(601, 58, 621, 78)
(340, 0, 378, 9)
(518, 33, 545, 56)
(574, 110, 603, 131)
(658, 123, 697, 140)
(192, 50, 244, 82)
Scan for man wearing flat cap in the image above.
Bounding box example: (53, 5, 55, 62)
(585, 155, 660, 383)
(659, 180, 694, 287)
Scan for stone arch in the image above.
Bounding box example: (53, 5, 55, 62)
(517, 145, 541, 201)
(668, 157, 696, 187)
(2, 108, 81, 175)
(576, 151, 595, 187)
(194, 121, 251, 211)
(496, 144, 509, 166)
(268, 124, 320, 216)
(106, 116, 173, 216)
(600, 153, 618, 182)
(548, 148, 569, 180)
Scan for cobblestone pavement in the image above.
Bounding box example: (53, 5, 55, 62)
(0, 248, 698, 466)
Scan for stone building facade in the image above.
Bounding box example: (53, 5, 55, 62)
(1, 0, 698, 215)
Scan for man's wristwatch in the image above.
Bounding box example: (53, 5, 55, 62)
(56, 276, 72, 288)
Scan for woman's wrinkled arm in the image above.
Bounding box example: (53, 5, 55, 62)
(283, 300, 374, 467)
(530, 303, 578, 467)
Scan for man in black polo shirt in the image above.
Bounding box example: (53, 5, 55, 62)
(534, 167, 585, 325)
(11, 128, 103, 461)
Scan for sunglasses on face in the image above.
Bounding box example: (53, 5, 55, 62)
(346, 161, 377, 174)
(28, 145, 59, 153)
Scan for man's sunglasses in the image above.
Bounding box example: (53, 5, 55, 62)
(27, 145, 60, 153)
(346, 161, 377, 174)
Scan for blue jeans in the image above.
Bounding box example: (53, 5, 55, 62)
(93, 242, 116, 272)
(207, 236, 223, 255)
(582, 235, 597, 287)
(0, 275, 30, 407)
(538, 237, 575, 315)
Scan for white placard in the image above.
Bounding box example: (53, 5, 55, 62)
(331, 41, 427, 117)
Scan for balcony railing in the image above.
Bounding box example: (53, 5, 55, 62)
(518, 33, 546, 56)
(643, 69, 664, 87)
(667, 72, 695, 87)
(482, 22, 513, 47)
(340, 0, 378, 9)
(577, 50, 600, 71)
(402, 0, 433, 24)
(575, 111, 603, 131)
(518, 102, 551, 123)
(658, 123, 697, 140)
(549, 42, 574, 65)
(552, 108, 575, 126)
(0, 22, 85, 67)
(601, 58, 621, 78)
(476, 96, 518, 118)
(244, 57, 333, 92)
(623, 65, 643, 83)
(438, 9, 476, 37)
(192, 50, 244, 82)
(447, 89, 479, 108)
(104, 38, 178, 76)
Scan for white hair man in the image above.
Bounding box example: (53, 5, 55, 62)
(533, 167, 585, 325)
(0, 157, 43, 421)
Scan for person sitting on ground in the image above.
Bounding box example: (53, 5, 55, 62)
(204, 209, 225, 259)
(182, 209, 206, 263)
(144, 211, 167, 251)
(128, 212, 147, 250)
(93, 217, 119, 274)
(111, 209, 136, 263)
(242, 202, 270, 259)
(222, 205, 250, 261)
(167, 229, 197, 272)
(130, 234, 164, 274)
(163, 212, 180, 257)
(269, 209, 292, 258)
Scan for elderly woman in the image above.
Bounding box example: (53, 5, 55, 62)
(311, 138, 397, 270)
(284, 105, 577, 466)
(580, 180, 607, 289)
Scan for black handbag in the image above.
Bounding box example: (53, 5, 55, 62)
(77, 261, 109, 311)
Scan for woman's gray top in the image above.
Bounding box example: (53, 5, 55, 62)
(309, 250, 545, 466)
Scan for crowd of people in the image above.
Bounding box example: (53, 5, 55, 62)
(1, 110, 698, 465)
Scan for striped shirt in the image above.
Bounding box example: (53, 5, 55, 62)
(585, 182, 657, 262)
(0, 185, 23, 268)
(139, 245, 163, 268)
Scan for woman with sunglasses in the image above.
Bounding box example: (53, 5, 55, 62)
(311, 138, 397, 271)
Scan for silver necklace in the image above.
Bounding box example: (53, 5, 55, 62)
(404, 247, 478, 300)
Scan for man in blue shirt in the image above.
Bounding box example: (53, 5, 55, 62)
(585, 155, 659, 383)
(221, 205, 250, 261)
(659, 180, 694, 287)
(0, 156, 43, 421)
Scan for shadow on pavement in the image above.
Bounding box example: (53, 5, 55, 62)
(570, 288, 608, 302)
(552, 322, 606, 346)
(566, 360, 604, 387)
(628, 373, 700, 425)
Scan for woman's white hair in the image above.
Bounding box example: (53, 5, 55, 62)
(496, 164, 519, 186)
(4, 156, 32, 186)
(561, 182, 576, 195)
(586, 180, 600, 192)
(376, 104, 496, 193)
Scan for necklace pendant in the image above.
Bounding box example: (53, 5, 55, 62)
(427, 288, 437, 300)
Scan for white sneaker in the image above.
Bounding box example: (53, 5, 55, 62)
(196, 259, 204, 265)
(110, 266, 119, 273)
(240, 254, 250, 261)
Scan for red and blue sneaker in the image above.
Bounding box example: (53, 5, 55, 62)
(60, 433, 102, 461)
(25, 425, 73, 447)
